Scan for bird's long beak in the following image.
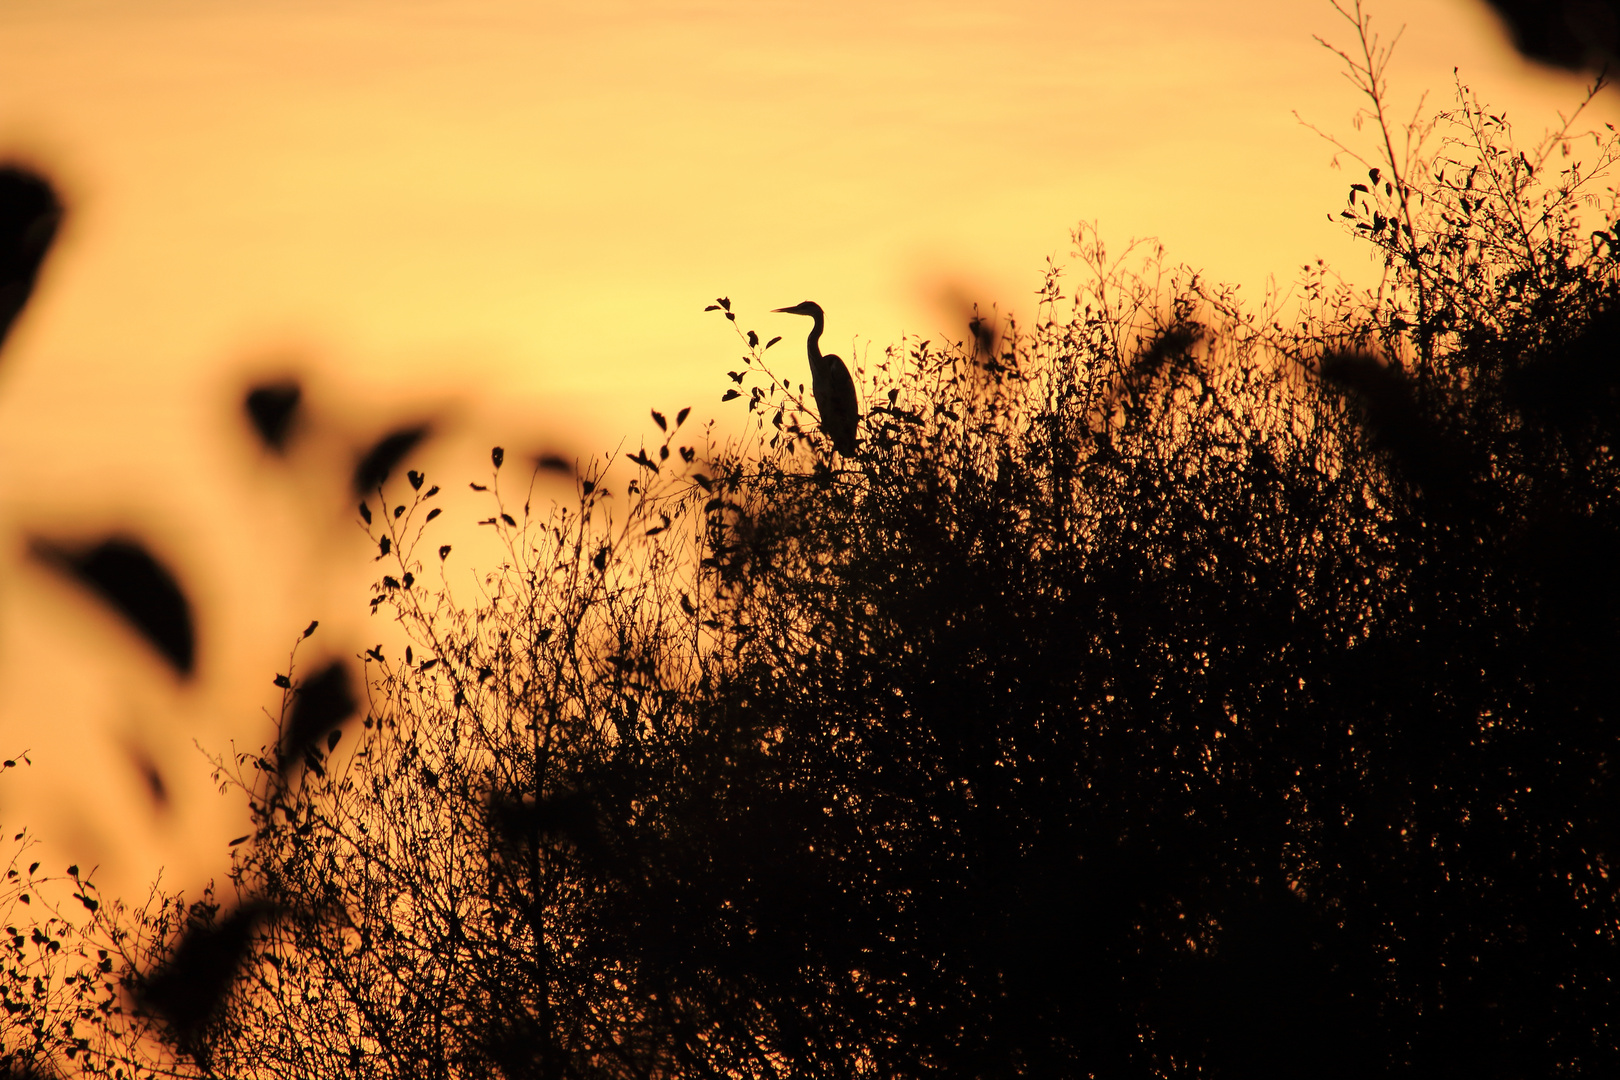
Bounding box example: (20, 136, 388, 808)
(770, 306, 791, 314)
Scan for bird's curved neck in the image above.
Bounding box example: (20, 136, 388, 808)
(804, 310, 825, 366)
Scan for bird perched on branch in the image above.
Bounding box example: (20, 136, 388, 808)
(772, 300, 859, 456)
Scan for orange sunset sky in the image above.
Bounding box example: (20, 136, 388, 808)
(0, 0, 1611, 902)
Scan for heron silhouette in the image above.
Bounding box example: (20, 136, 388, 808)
(773, 300, 858, 456)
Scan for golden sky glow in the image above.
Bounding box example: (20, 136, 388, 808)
(0, 0, 1612, 899)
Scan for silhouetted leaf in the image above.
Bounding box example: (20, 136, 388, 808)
(354, 425, 430, 494)
(1480, 0, 1619, 70)
(127, 743, 168, 809)
(135, 902, 275, 1057)
(243, 381, 302, 453)
(536, 454, 572, 474)
(278, 661, 357, 778)
(0, 165, 61, 355)
(32, 536, 195, 676)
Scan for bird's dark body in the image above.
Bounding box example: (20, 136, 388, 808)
(772, 300, 859, 456)
(812, 352, 859, 455)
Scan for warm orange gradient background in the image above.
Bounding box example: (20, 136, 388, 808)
(0, 0, 1610, 904)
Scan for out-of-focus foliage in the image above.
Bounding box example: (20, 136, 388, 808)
(1480, 0, 1620, 72)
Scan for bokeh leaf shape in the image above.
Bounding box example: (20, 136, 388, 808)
(243, 380, 302, 453)
(278, 660, 357, 778)
(134, 901, 276, 1059)
(354, 424, 430, 494)
(31, 536, 195, 677)
(1319, 351, 1466, 502)
(535, 452, 574, 474)
(487, 788, 609, 865)
(126, 740, 169, 809)
(0, 165, 62, 355)
(1480, 0, 1620, 70)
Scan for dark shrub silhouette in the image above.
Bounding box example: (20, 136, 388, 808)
(27, 7, 1618, 1078)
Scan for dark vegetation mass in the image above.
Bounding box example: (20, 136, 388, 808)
(5, 6, 1620, 1077)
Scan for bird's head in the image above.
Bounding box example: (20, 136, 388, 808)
(771, 300, 824, 319)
